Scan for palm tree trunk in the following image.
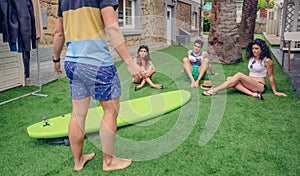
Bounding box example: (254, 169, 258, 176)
(239, 0, 258, 48)
(208, 0, 242, 64)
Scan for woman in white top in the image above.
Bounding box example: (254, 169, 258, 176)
(202, 38, 286, 99)
(132, 45, 163, 91)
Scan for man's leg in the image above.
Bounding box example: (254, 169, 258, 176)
(195, 58, 210, 87)
(69, 97, 95, 171)
(182, 57, 196, 87)
(99, 98, 132, 171)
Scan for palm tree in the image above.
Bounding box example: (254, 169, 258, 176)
(208, 0, 242, 64)
(239, 0, 258, 48)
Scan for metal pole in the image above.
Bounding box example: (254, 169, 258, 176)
(32, 40, 48, 97)
(0, 40, 47, 106)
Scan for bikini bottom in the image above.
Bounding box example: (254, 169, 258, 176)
(258, 81, 267, 93)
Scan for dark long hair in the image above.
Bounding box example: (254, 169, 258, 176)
(136, 45, 151, 66)
(246, 38, 271, 61)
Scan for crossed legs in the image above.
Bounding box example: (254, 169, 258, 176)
(133, 75, 163, 90)
(206, 72, 265, 98)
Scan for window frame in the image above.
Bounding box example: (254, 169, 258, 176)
(118, 0, 135, 28)
(191, 11, 198, 30)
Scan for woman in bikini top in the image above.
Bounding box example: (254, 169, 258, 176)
(202, 38, 287, 100)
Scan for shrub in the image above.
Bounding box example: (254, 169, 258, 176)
(257, 0, 275, 11)
(203, 15, 210, 32)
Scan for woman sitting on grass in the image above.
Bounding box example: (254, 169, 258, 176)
(202, 38, 287, 99)
(132, 45, 163, 91)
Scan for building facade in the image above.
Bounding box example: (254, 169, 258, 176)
(39, 0, 202, 46)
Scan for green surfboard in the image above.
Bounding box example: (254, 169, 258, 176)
(27, 90, 191, 139)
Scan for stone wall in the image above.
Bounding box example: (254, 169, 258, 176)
(139, 0, 165, 43)
(38, 0, 58, 46)
(176, 2, 191, 35)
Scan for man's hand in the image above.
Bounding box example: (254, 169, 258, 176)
(54, 62, 63, 74)
(125, 59, 143, 80)
(189, 58, 196, 62)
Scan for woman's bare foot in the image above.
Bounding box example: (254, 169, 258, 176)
(152, 84, 163, 89)
(253, 92, 264, 100)
(134, 85, 143, 91)
(103, 157, 132, 171)
(74, 153, 95, 171)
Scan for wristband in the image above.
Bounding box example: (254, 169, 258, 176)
(52, 57, 60, 63)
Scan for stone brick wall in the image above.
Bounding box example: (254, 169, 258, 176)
(38, 0, 58, 46)
(136, 0, 165, 44)
(176, 2, 191, 35)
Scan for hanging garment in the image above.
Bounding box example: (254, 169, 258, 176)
(0, 0, 9, 42)
(1, 0, 38, 78)
(7, 0, 37, 52)
(22, 50, 30, 78)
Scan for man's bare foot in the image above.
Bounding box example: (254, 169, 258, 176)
(190, 80, 196, 88)
(74, 153, 95, 171)
(192, 80, 200, 88)
(103, 157, 132, 171)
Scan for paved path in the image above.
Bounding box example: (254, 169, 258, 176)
(263, 32, 280, 45)
(271, 49, 300, 98)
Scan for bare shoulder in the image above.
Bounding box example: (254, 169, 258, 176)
(264, 58, 273, 66)
(148, 59, 154, 64)
(187, 50, 193, 55)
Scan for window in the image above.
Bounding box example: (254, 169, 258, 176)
(118, 0, 135, 28)
(191, 12, 198, 29)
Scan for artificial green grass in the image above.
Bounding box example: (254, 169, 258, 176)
(0, 40, 299, 175)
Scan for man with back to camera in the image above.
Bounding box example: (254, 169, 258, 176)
(53, 0, 143, 171)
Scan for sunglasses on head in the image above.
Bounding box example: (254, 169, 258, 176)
(140, 44, 148, 48)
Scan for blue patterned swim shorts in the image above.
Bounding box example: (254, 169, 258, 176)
(64, 61, 121, 101)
